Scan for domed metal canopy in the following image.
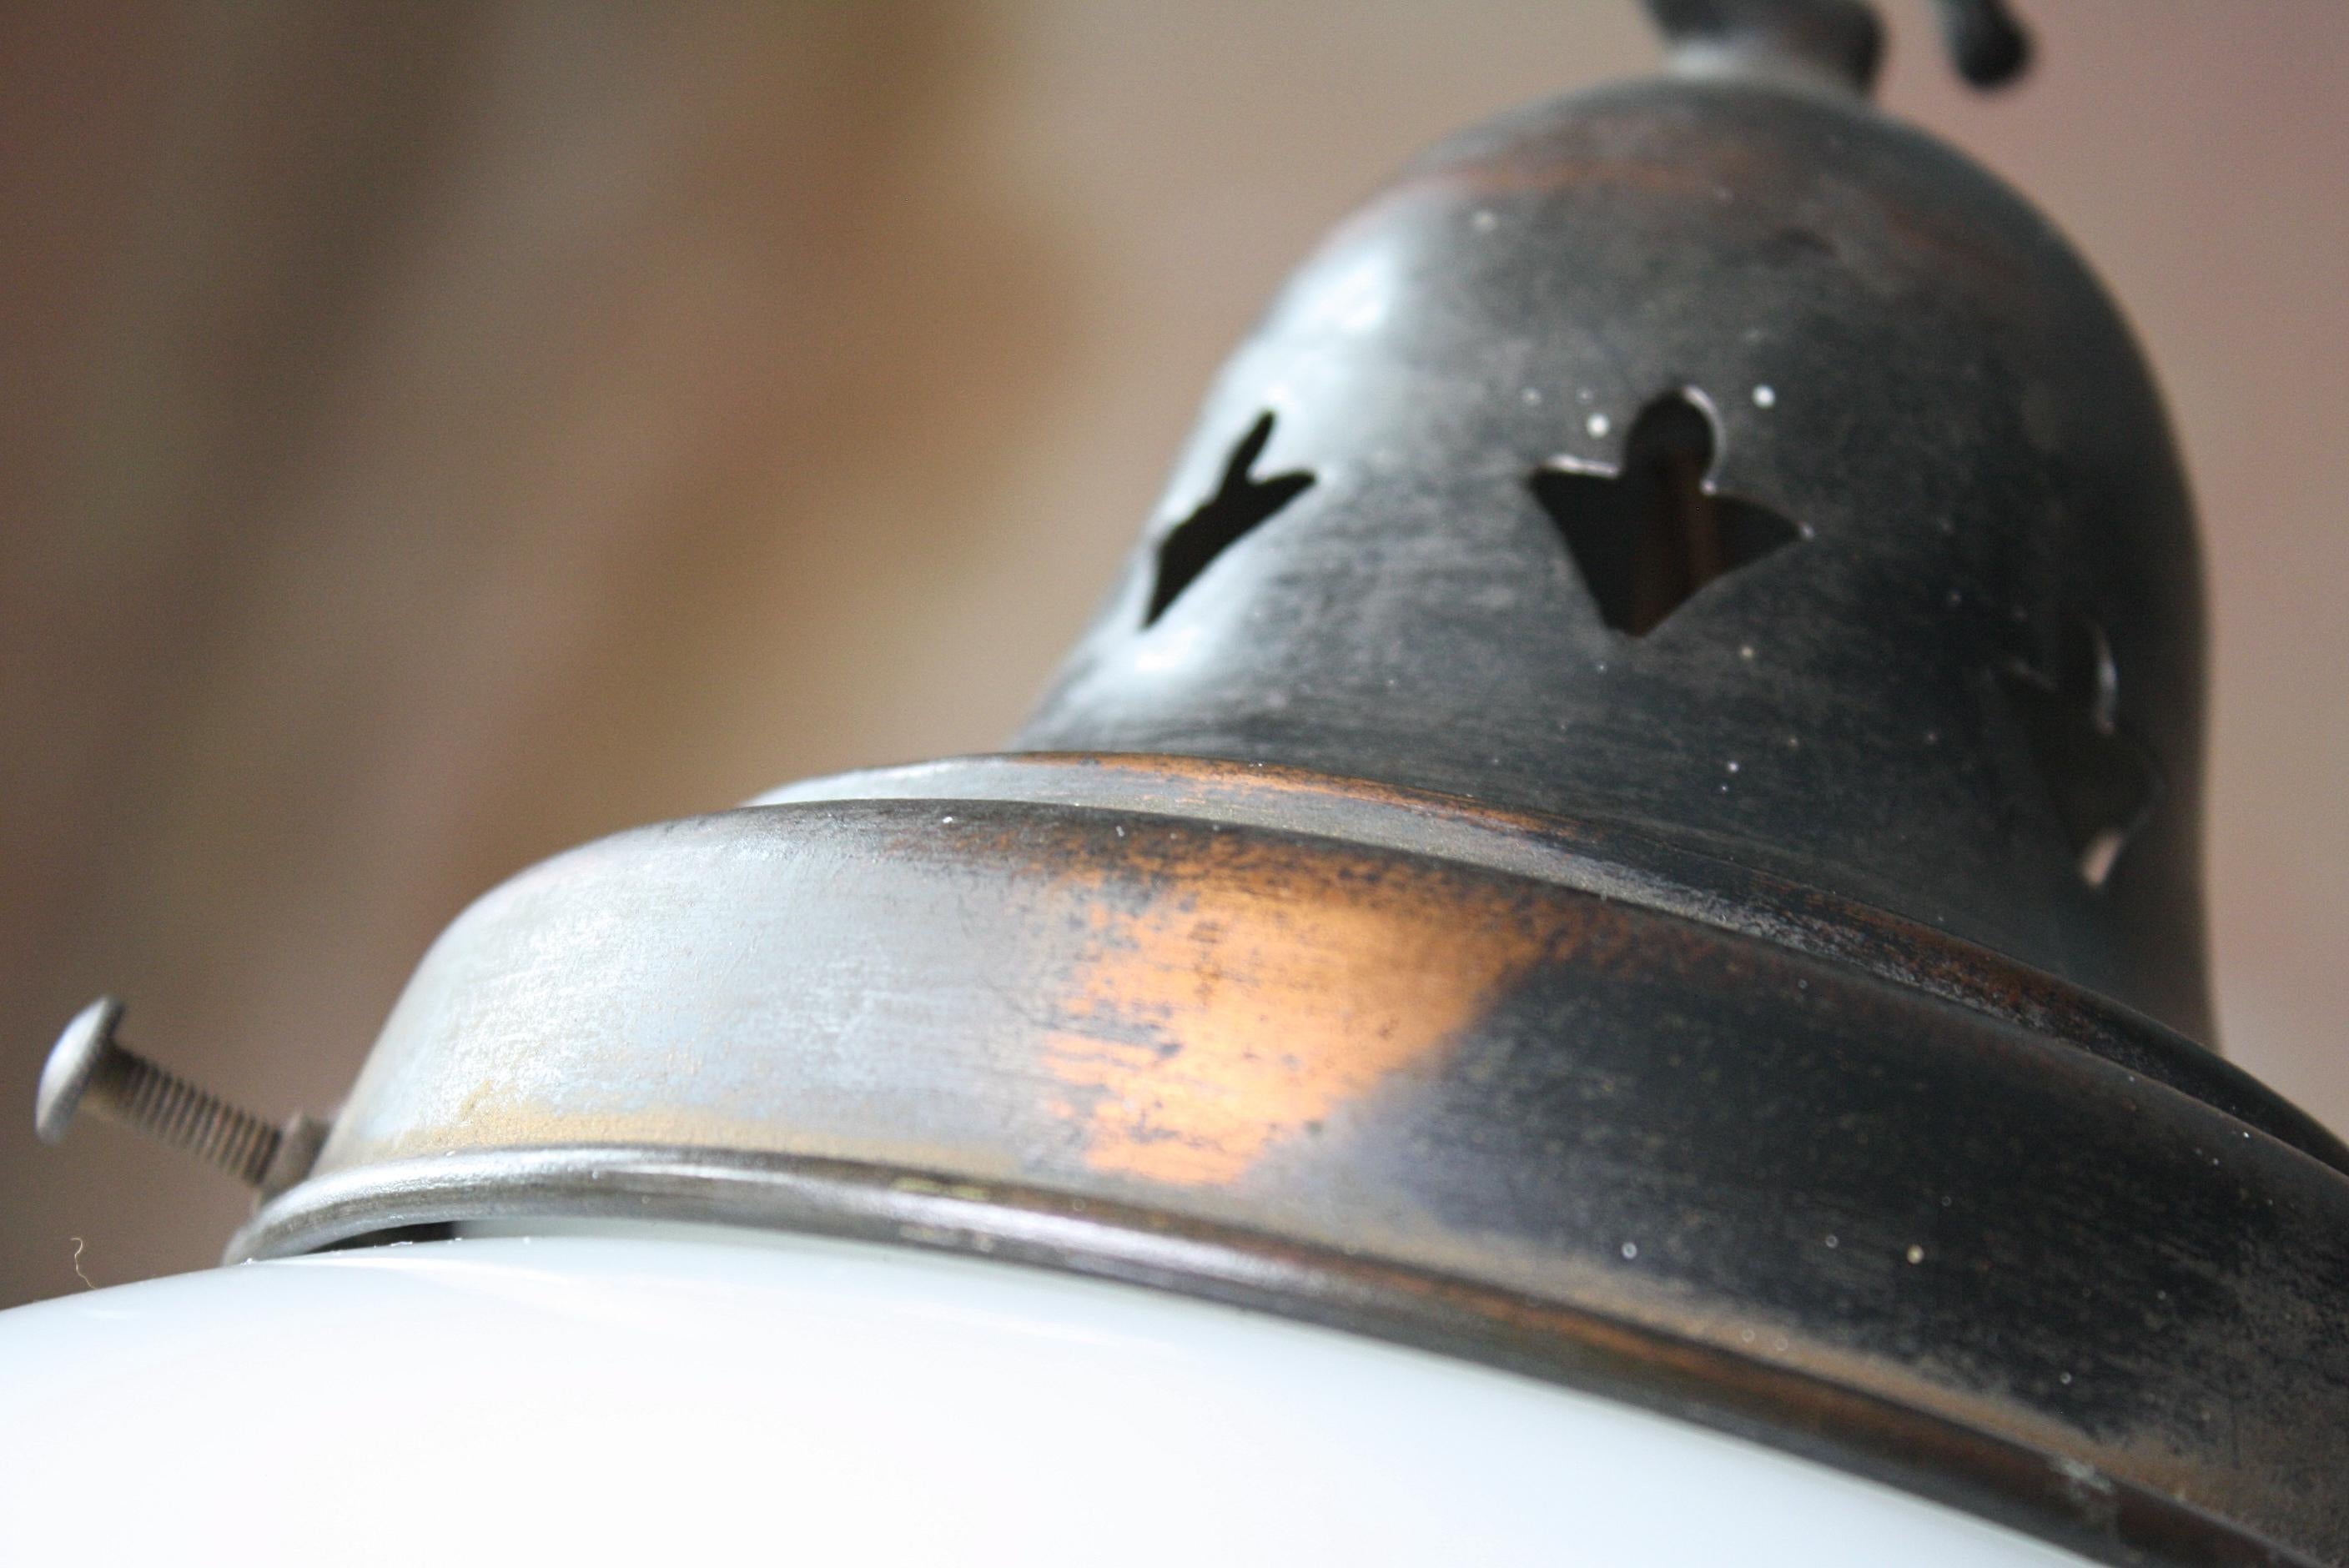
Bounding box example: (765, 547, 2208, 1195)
(42, 5, 2349, 1565)
(1021, 63, 2212, 1038)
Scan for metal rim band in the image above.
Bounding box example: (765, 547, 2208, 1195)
(761, 754, 2341, 1170)
(229, 1143, 2314, 1568)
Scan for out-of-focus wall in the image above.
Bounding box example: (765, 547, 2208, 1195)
(3, 2, 2341, 1307)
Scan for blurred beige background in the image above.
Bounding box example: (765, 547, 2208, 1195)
(3, 1, 2342, 1308)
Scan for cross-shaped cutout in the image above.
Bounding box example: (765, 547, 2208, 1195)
(1530, 389, 1802, 636)
(1144, 411, 1315, 626)
(1999, 615, 2162, 887)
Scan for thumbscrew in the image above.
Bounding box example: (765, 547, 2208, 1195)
(36, 997, 326, 1198)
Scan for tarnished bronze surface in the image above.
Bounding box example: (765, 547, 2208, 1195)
(762, 756, 2340, 1165)
(235, 756, 2349, 1566)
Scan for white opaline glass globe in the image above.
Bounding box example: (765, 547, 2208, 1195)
(0, 1226, 2086, 1565)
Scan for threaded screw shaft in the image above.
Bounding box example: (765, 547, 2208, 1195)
(86, 1045, 284, 1188)
(36, 996, 324, 1196)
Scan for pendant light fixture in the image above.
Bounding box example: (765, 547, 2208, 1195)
(9, 3, 2343, 1564)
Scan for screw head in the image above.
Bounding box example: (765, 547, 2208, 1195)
(37, 996, 123, 1145)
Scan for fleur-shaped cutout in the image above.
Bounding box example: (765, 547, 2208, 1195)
(1531, 389, 1801, 636)
(1145, 412, 1315, 626)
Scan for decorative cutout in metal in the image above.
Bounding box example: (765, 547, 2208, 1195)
(2000, 615, 2162, 886)
(1532, 389, 1803, 636)
(1145, 412, 1314, 626)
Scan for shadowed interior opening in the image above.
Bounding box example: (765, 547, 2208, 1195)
(1532, 389, 1799, 636)
(1999, 615, 2162, 887)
